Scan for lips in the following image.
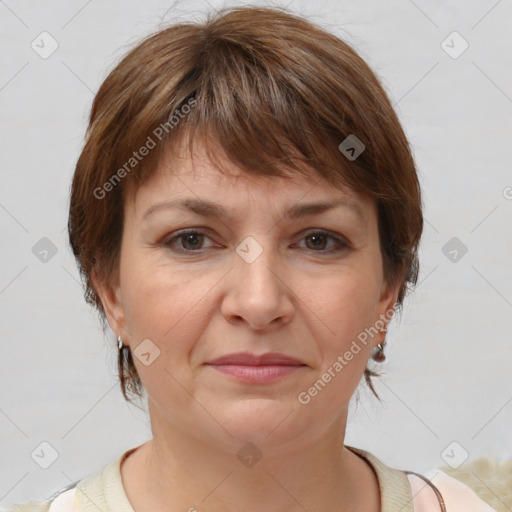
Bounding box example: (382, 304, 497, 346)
(205, 352, 307, 384)
(206, 352, 305, 366)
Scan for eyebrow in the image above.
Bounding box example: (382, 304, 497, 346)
(142, 197, 365, 223)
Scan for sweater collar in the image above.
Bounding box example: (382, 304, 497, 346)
(346, 445, 414, 512)
(77, 444, 413, 512)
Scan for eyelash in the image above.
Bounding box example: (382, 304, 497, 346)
(162, 229, 350, 255)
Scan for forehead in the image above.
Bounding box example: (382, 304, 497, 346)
(126, 137, 375, 222)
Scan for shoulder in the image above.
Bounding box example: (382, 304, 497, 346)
(47, 487, 76, 512)
(3, 485, 76, 512)
(438, 455, 512, 512)
(407, 468, 498, 512)
(2, 500, 51, 512)
(2, 448, 137, 512)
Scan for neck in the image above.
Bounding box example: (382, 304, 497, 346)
(121, 405, 380, 512)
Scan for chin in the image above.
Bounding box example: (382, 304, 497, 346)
(205, 399, 311, 449)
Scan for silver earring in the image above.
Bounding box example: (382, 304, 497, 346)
(372, 328, 387, 362)
(118, 335, 130, 366)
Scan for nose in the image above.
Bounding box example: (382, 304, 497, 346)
(221, 242, 295, 331)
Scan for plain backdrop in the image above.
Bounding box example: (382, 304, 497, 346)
(1, 0, 511, 507)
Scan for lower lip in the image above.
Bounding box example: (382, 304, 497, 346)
(206, 364, 305, 384)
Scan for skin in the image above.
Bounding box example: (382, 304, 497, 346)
(93, 137, 400, 512)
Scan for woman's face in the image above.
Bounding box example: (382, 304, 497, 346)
(97, 139, 399, 455)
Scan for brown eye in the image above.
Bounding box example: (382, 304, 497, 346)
(298, 231, 349, 253)
(305, 233, 328, 250)
(163, 230, 214, 253)
(179, 232, 204, 250)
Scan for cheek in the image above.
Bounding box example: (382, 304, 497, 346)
(120, 258, 220, 370)
(120, 272, 198, 400)
(297, 273, 380, 410)
(300, 267, 381, 405)
(304, 267, 381, 343)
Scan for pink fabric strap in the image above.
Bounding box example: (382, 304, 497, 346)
(48, 487, 76, 512)
(406, 469, 499, 512)
(406, 470, 446, 511)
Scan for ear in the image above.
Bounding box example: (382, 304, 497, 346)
(91, 265, 128, 343)
(374, 276, 401, 348)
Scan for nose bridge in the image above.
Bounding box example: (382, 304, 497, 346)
(222, 234, 295, 329)
(234, 234, 280, 294)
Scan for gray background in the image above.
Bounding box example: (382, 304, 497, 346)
(1, 0, 511, 507)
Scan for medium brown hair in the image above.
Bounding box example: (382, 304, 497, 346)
(68, 5, 423, 403)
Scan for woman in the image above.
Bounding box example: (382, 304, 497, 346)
(7, 5, 499, 512)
